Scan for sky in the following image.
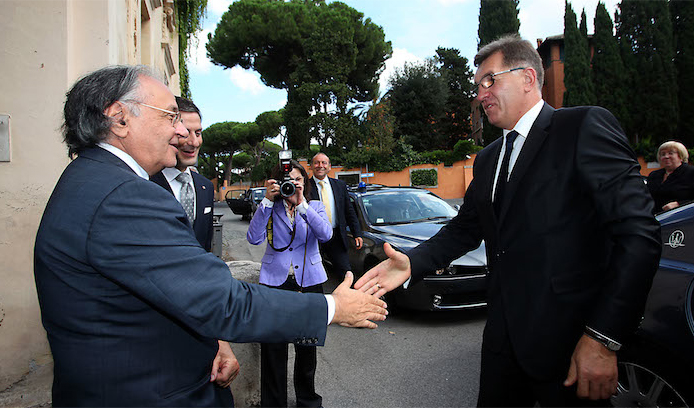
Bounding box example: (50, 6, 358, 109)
(188, 0, 620, 144)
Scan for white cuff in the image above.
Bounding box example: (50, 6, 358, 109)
(324, 295, 336, 324)
(260, 197, 274, 208)
(296, 200, 309, 215)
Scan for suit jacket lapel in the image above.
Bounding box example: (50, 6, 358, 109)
(328, 178, 341, 215)
(478, 139, 503, 222)
(499, 103, 555, 221)
(150, 171, 175, 195)
(309, 178, 319, 201)
(274, 201, 293, 230)
(192, 174, 205, 227)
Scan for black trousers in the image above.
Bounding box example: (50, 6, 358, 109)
(477, 337, 611, 407)
(320, 229, 351, 275)
(261, 277, 323, 408)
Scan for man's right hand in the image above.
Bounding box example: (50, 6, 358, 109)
(354, 243, 411, 298)
(331, 271, 388, 328)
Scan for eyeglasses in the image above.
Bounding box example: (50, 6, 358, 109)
(473, 67, 526, 95)
(135, 102, 181, 126)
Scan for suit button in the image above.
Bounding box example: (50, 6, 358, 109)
(294, 265, 299, 269)
(289, 248, 293, 251)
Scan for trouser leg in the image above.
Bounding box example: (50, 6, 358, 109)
(261, 342, 289, 407)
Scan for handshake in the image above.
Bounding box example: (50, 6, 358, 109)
(330, 243, 412, 328)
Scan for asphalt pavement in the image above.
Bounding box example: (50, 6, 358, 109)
(216, 201, 485, 407)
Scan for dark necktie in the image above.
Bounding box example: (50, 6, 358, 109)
(176, 172, 195, 224)
(494, 130, 519, 216)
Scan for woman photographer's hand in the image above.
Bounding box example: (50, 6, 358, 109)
(265, 179, 280, 200)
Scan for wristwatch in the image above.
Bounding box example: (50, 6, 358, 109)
(584, 327, 622, 351)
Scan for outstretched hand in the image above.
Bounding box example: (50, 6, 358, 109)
(354, 243, 411, 298)
(331, 271, 388, 328)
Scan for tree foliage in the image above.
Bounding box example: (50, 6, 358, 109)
(477, 0, 519, 145)
(434, 47, 475, 146)
(387, 60, 449, 151)
(617, 0, 677, 144)
(563, 1, 595, 107)
(206, 0, 392, 150)
(672, 0, 694, 147)
(175, 0, 207, 98)
(592, 1, 629, 126)
(478, 0, 520, 49)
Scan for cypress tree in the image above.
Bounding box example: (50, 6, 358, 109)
(563, 1, 595, 107)
(592, 1, 629, 127)
(617, 0, 677, 144)
(477, 0, 520, 144)
(672, 0, 694, 147)
(579, 9, 589, 41)
(478, 0, 520, 48)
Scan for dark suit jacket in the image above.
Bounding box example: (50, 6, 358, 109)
(646, 163, 694, 214)
(151, 170, 215, 251)
(34, 147, 327, 407)
(408, 104, 661, 380)
(309, 177, 362, 249)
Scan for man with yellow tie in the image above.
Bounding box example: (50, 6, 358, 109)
(309, 153, 363, 278)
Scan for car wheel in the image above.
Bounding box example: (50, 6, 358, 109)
(611, 361, 689, 407)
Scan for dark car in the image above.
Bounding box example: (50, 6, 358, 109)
(611, 202, 694, 407)
(345, 185, 487, 311)
(225, 187, 266, 220)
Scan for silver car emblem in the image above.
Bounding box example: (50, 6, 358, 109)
(667, 230, 685, 248)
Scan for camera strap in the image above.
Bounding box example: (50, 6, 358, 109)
(266, 211, 296, 252)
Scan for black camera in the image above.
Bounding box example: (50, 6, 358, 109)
(278, 150, 296, 198)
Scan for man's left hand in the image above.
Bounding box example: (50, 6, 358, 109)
(564, 334, 618, 400)
(355, 237, 363, 249)
(210, 340, 240, 388)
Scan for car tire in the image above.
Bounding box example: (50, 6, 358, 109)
(611, 359, 690, 407)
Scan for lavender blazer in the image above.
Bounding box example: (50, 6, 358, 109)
(247, 199, 333, 287)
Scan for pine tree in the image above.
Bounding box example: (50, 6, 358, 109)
(563, 1, 595, 107)
(592, 1, 629, 127)
(617, 0, 677, 144)
(477, 0, 520, 144)
(672, 0, 694, 147)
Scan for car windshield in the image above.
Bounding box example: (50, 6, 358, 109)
(362, 190, 458, 225)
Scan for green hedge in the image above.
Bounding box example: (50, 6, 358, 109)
(411, 168, 438, 187)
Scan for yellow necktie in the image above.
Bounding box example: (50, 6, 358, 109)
(319, 180, 332, 224)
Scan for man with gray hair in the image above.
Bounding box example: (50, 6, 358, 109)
(357, 35, 660, 406)
(34, 65, 387, 406)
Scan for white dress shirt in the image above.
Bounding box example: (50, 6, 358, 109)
(313, 176, 337, 228)
(491, 100, 545, 200)
(161, 167, 197, 217)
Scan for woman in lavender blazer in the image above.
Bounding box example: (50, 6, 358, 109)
(246, 159, 332, 408)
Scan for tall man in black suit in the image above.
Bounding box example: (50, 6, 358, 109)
(356, 35, 661, 406)
(309, 152, 363, 276)
(151, 96, 240, 393)
(151, 97, 215, 251)
(33, 65, 387, 407)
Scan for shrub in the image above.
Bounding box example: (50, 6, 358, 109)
(411, 168, 438, 187)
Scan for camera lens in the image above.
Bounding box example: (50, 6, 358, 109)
(280, 181, 296, 197)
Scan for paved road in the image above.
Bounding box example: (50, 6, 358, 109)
(215, 201, 485, 407)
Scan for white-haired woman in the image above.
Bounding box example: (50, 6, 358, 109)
(647, 140, 694, 213)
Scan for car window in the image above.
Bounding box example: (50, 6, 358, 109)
(362, 190, 457, 225)
(253, 189, 266, 200)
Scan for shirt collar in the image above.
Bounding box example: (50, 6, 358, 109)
(97, 142, 149, 180)
(161, 166, 190, 183)
(503, 100, 545, 139)
(313, 175, 329, 186)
